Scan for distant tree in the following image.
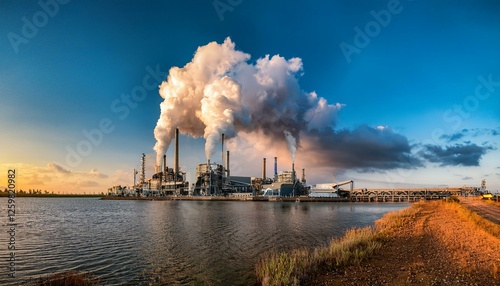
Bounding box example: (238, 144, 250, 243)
(29, 189, 32, 194)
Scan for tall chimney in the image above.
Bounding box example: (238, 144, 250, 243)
(226, 150, 230, 178)
(174, 128, 179, 175)
(163, 154, 167, 173)
(140, 153, 145, 185)
(262, 158, 266, 180)
(292, 163, 295, 182)
(274, 157, 278, 180)
(133, 168, 137, 187)
(302, 168, 306, 183)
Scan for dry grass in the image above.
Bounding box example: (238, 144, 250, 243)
(255, 227, 380, 286)
(255, 204, 422, 286)
(35, 271, 101, 286)
(375, 202, 422, 238)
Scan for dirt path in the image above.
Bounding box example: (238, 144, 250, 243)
(308, 202, 500, 285)
(461, 198, 500, 224)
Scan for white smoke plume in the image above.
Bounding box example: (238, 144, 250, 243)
(284, 130, 297, 162)
(153, 37, 341, 165)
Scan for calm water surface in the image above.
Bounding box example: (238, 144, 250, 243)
(0, 198, 409, 285)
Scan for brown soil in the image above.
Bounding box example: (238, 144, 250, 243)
(308, 201, 500, 286)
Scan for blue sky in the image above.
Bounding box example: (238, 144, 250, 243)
(1, 0, 499, 193)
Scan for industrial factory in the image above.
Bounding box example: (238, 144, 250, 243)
(107, 128, 310, 198)
(106, 127, 485, 202)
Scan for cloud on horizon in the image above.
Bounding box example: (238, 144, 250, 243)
(440, 128, 500, 142)
(418, 143, 494, 167)
(47, 163, 71, 174)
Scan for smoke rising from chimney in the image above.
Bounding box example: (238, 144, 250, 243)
(153, 37, 341, 165)
(284, 130, 297, 162)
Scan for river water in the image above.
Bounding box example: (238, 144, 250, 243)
(0, 198, 408, 285)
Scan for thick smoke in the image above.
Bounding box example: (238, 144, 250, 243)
(153, 37, 339, 165)
(284, 130, 297, 162)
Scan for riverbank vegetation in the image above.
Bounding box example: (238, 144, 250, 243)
(255, 199, 500, 285)
(255, 227, 381, 286)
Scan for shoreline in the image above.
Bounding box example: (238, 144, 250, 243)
(0, 193, 104, 198)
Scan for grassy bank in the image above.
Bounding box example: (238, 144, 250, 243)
(255, 200, 500, 285)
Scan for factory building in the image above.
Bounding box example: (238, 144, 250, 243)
(229, 176, 253, 193)
(148, 129, 189, 195)
(192, 134, 254, 195)
(258, 157, 307, 197)
(193, 160, 226, 195)
(125, 128, 190, 197)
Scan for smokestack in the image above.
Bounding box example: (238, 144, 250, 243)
(140, 153, 146, 185)
(163, 154, 167, 173)
(302, 168, 306, 183)
(226, 150, 230, 178)
(262, 158, 266, 180)
(174, 128, 179, 174)
(274, 157, 278, 180)
(133, 168, 137, 187)
(292, 163, 295, 182)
